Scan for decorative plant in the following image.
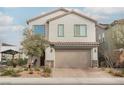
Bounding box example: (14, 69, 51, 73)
(0, 68, 20, 77)
(43, 67, 52, 77)
(28, 68, 33, 74)
(34, 66, 40, 71)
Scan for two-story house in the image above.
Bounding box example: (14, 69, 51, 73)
(27, 8, 99, 68)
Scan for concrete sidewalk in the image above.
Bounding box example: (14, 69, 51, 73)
(0, 78, 124, 85)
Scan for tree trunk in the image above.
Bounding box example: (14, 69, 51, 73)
(12, 54, 16, 68)
(40, 52, 45, 66)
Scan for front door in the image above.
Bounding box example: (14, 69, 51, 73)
(40, 51, 45, 66)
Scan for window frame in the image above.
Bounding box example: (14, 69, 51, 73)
(74, 24, 87, 37)
(58, 24, 64, 37)
(32, 25, 45, 36)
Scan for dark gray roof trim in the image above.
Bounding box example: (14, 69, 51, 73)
(2, 43, 15, 46)
(50, 42, 99, 47)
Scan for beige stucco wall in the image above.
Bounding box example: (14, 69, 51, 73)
(28, 10, 66, 28)
(48, 13, 96, 42)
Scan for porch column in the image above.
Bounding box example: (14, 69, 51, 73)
(91, 47, 98, 67)
(45, 46, 55, 67)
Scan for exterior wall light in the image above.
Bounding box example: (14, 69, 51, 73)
(94, 49, 96, 52)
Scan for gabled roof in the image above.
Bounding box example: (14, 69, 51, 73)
(96, 24, 108, 29)
(27, 8, 70, 24)
(2, 43, 15, 46)
(47, 10, 97, 23)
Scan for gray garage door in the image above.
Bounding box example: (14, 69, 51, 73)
(55, 49, 91, 68)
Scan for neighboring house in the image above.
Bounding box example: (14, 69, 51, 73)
(0, 42, 17, 62)
(27, 8, 99, 68)
(100, 19, 124, 62)
(18, 48, 28, 60)
(96, 24, 107, 53)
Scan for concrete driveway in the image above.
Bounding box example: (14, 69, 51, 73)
(52, 68, 113, 78)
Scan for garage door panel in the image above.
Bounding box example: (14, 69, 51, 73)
(55, 50, 91, 68)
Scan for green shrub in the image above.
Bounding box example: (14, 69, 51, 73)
(12, 61, 17, 68)
(105, 68, 124, 77)
(34, 66, 40, 71)
(28, 69, 33, 74)
(0, 68, 20, 77)
(0, 69, 13, 76)
(24, 67, 28, 71)
(6, 60, 17, 68)
(6, 60, 13, 66)
(121, 69, 124, 74)
(112, 70, 124, 77)
(43, 67, 52, 74)
(0, 67, 7, 72)
(11, 71, 20, 77)
(17, 58, 27, 66)
(105, 68, 113, 73)
(16, 68, 23, 73)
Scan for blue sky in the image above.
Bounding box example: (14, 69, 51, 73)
(0, 7, 124, 49)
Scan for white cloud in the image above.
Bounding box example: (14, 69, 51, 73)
(71, 7, 124, 23)
(83, 7, 124, 15)
(11, 25, 24, 32)
(0, 25, 24, 32)
(72, 8, 109, 21)
(83, 12, 109, 20)
(0, 12, 24, 32)
(0, 12, 24, 48)
(0, 12, 14, 26)
(75, 7, 124, 21)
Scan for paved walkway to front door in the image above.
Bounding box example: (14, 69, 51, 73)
(52, 68, 114, 78)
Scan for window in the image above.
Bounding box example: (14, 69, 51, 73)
(74, 24, 87, 37)
(98, 34, 101, 41)
(102, 33, 105, 42)
(58, 24, 64, 37)
(99, 33, 105, 43)
(33, 25, 45, 36)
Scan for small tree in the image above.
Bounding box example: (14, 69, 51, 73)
(112, 25, 124, 66)
(21, 28, 48, 67)
(112, 25, 124, 48)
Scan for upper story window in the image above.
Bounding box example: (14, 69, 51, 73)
(74, 24, 87, 37)
(98, 34, 102, 42)
(58, 24, 64, 37)
(32, 25, 45, 36)
(102, 33, 105, 42)
(99, 33, 105, 43)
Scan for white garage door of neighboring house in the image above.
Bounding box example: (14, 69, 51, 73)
(55, 49, 91, 68)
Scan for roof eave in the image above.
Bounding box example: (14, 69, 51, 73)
(27, 8, 70, 24)
(47, 11, 97, 24)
